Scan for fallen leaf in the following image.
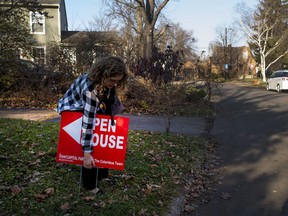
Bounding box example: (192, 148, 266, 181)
(123, 195, 129, 201)
(139, 208, 147, 215)
(149, 184, 161, 189)
(84, 196, 96, 201)
(220, 192, 231, 200)
(34, 188, 55, 201)
(11, 185, 21, 196)
(184, 204, 196, 212)
(99, 201, 106, 208)
(60, 202, 71, 210)
(30, 177, 40, 183)
(34, 193, 48, 201)
(36, 152, 46, 158)
(145, 185, 152, 195)
(45, 187, 55, 195)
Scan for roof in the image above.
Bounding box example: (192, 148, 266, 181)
(61, 31, 118, 44)
(0, 0, 61, 4)
(0, 0, 63, 8)
(34, 0, 61, 4)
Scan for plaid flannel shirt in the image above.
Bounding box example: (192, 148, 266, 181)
(57, 73, 99, 153)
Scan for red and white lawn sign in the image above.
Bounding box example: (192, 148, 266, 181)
(56, 112, 129, 170)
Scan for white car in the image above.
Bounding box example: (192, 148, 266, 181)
(266, 70, 288, 92)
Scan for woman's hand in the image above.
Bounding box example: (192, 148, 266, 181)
(83, 153, 95, 169)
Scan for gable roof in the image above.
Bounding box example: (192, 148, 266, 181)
(0, 0, 61, 4)
(61, 31, 118, 44)
(34, 0, 61, 4)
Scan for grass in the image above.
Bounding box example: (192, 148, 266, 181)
(0, 118, 206, 216)
(238, 77, 266, 88)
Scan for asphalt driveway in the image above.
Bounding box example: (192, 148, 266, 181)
(195, 82, 288, 216)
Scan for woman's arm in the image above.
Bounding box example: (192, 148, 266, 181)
(81, 90, 98, 168)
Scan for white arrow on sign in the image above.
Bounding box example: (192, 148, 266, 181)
(63, 117, 82, 144)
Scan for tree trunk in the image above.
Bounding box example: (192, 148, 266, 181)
(142, 26, 153, 58)
(260, 53, 266, 82)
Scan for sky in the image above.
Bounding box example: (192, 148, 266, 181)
(65, 0, 259, 52)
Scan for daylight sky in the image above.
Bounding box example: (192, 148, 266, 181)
(65, 0, 259, 52)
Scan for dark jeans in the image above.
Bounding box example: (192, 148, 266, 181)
(82, 167, 109, 190)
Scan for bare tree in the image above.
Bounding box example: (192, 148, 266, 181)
(236, 1, 288, 82)
(104, 0, 170, 59)
(87, 14, 118, 32)
(211, 25, 240, 79)
(156, 22, 197, 61)
(215, 25, 239, 47)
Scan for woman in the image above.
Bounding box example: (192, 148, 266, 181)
(57, 56, 128, 191)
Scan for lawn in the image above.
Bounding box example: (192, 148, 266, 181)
(0, 118, 207, 216)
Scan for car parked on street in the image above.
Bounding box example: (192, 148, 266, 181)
(266, 70, 288, 92)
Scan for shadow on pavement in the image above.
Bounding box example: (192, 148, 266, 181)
(194, 83, 288, 216)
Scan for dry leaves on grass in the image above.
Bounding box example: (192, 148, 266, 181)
(181, 138, 220, 215)
(34, 187, 55, 201)
(144, 184, 161, 195)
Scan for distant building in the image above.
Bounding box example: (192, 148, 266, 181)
(183, 46, 257, 80)
(212, 45, 257, 79)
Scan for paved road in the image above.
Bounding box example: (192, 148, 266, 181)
(0, 109, 211, 137)
(195, 83, 288, 216)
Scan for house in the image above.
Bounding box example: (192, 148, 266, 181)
(211, 45, 257, 79)
(61, 30, 120, 68)
(27, 0, 68, 64)
(0, 0, 68, 65)
(0, 0, 122, 71)
(182, 46, 257, 80)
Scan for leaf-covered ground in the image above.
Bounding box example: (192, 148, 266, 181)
(0, 77, 215, 118)
(0, 118, 214, 216)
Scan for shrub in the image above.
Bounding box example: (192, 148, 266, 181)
(184, 87, 206, 103)
(129, 47, 183, 85)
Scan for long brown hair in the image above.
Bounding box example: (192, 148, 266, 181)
(87, 56, 128, 90)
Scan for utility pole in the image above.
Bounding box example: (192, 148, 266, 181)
(225, 28, 228, 48)
(224, 27, 230, 80)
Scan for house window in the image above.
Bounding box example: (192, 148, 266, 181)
(32, 46, 46, 65)
(30, 12, 45, 34)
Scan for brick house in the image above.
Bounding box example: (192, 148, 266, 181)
(211, 45, 257, 79)
(183, 46, 257, 80)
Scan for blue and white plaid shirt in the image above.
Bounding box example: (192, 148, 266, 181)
(57, 73, 99, 153)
